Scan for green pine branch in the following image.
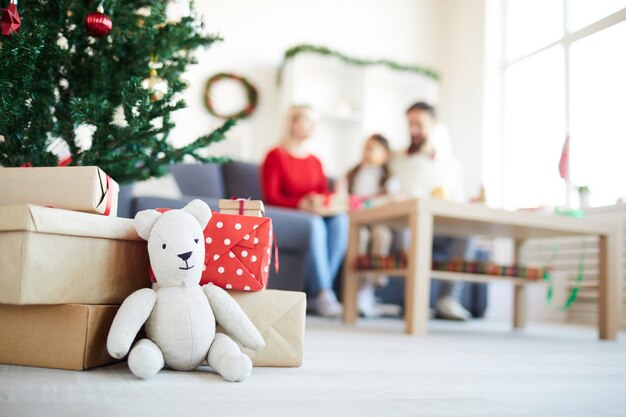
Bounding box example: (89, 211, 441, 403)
(0, 0, 233, 184)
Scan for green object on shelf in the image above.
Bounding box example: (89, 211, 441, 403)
(555, 208, 586, 218)
(278, 44, 441, 84)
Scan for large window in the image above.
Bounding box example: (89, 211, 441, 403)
(503, 1, 626, 208)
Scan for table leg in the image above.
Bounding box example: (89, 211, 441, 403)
(342, 220, 361, 324)
(405, 212, 433, 336)
(513, 285, 527, 329)
(598, 234, 618, 340)
(512, 239, 527, 329)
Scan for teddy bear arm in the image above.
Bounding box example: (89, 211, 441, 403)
(202, 284, 265, 351)
(107, 288, 157, 359)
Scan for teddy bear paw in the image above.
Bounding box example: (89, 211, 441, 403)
(217, 352, 253, 382)
(128, 339, 164, 379)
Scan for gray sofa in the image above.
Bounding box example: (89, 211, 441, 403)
(120, 162, 488, 317)
(120, 162, 313, 292)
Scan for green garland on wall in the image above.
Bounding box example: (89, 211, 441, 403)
(278, 44, 441, 84)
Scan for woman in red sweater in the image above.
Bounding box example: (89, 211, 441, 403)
(261, 105, 347, 317)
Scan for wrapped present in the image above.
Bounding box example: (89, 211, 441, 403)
(0, 204, 151, 305)
(201, 212, 274, 291)
(219, 198, 265, 217)
(218, 289, 306, 367)
(0, 166, 119, 216)
(0, 304, 120, 370)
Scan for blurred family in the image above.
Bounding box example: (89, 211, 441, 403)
(261, 102, 474, 320)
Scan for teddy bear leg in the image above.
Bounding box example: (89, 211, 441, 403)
(207, 333, 253, 382)
(128, 338, 164, 379)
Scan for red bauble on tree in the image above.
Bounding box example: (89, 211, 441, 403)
(85, 2, 112, 37)
(1, 0, 21, 36)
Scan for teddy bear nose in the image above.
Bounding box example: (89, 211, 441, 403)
(177, 251, 192, 261)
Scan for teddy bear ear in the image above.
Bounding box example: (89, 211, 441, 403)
(134, 209, 161, 240)
(181, 199, 212, 229)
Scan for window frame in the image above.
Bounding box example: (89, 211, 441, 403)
(501, 1, 626, 207)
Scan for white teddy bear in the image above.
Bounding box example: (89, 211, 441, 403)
(107, 199, 265, 381)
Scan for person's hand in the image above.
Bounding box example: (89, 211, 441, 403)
(298, 193, 331, 216)
(297, 194, 314, 211)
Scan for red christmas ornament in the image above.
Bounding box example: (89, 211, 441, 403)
(1, 0, 21, 36)
(85, 3, 112, 37)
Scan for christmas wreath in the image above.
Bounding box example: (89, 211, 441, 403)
(204, 73, 258, 119)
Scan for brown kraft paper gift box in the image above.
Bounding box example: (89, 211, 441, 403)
(0, 204, 151, 305)
(218, 289, 306, 367)
(0, 166, 119, 216)
(219, 199, 265, 217)
(0, 304, 120, 370)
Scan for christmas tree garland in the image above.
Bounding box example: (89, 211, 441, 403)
(278, 44, 441, 84)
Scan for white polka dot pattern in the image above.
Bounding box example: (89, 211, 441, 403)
(200, 214, 276, 291)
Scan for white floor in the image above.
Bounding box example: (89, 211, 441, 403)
(1, 318, 625, 417)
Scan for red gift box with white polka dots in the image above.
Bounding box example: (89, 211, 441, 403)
(201, 212, 274, 291)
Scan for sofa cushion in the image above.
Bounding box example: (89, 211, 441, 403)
(223, 161, 263, 200)
(264, 205, 314, 252)
(170, 163, 225, 199)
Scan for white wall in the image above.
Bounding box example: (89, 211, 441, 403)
(436, 0, 486, 200)
(169, 0, 441, 162)
(171, 0, 488, 199)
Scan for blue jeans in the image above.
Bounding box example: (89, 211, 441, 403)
(305, 214, 349, 294)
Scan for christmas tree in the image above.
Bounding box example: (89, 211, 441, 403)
(0, 0, 234, 184)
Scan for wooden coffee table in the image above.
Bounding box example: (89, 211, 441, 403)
(342, 198, 619, 340)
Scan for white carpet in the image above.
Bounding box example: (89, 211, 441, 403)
(1, 318, 625, 417)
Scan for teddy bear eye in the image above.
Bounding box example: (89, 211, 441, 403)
(162, 244, 166, 249)
(194, 238, 199, 243)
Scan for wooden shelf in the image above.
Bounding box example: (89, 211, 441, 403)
(354, 268, 408, 278)
(353, 268, 543, 286)
(430, 270, 541, 285)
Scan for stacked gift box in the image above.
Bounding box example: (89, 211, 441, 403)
(0, 168, 306, 370)
(215, 199, 306, 367)
(355, 252, 545, 281)
(0, 166, 151, 370)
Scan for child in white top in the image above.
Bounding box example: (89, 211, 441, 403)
(344, 134, 399, 317)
